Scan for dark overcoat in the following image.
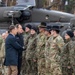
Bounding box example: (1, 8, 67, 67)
(4, 34, 23, 66)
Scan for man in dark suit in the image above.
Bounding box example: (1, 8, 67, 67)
(15, 24, 24, 75)
(4, 25, 23, 75)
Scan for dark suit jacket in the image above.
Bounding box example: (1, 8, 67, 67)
(4, 34, 23, 66)
(16, 33, 24, 55)
(15, 33, 24, 75)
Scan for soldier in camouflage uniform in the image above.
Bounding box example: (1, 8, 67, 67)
(0, 34, 4, 75)
(61, 30, 75, 75)
(0, 31, 8, 75)
(49, 25, 64, 75)
(36, 22, 46, 75)
(23, 24, 32, 48)
(25, 26, 38, 75)
(44, 25, 53, 75)
(21, 24, 32, 75)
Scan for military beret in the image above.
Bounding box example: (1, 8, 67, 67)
(66, 30, 74, 38)
(26, 24, 32, 29)
(31, 26, 37, 32)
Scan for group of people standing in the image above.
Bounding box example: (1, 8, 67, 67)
(0, 22, 75, 75)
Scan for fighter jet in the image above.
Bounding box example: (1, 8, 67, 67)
(0, 0, 75, 29)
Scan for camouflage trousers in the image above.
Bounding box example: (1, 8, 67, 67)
(71, 65, 75, 75)
(62, 67, 73, 75)
(25, 59, 38, 75)
(50, 61, 62, 75)
(37, 58, 46, 75)
(45, 59, 51, 75)
(20, 51, 27, 75)
(0, 58, 8, 75)
(21, 58, 38, 75)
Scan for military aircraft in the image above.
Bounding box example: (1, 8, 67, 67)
(0, 0, 75, 29)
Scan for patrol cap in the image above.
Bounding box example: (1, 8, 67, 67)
(38, 22, 46, 28)
(26, 24, 32, 29)
(66, 30, 74, 38)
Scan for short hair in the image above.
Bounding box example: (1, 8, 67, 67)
(15, 24, 21, 28)
(8, 25, 15, 33)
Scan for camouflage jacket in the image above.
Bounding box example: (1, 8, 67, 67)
(25, 33, 37, 60)
(49, 35, 64, 63)
(36, 33, 46, 59)
(45, 36, 53, 59)
(0, 35, 3, 58)
(23, 32, 30, 48)
(61, 39, 75, 67)
(0, 40, 5, 58)
(72, 36, 75, 41)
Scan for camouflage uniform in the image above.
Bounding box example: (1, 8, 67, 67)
(21, 32, 30, 75)
(49, 35, 64, 75)
(25, 33, 38, 75)
(23, 32, 30, 49)
(61, 39, 75, 75)
(36, 33, 46, 75)
(0, 35, 4, 75)
(45, 36, 53, 75)
(72, 36, 75, 41)
(0, 40, 8, 75)
(69, 41, 75, 75)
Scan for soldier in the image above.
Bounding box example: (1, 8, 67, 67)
(36, 22, 46, 75)
(61, 30, 75, 75)
(44, 25, 53, 75)
(23, 24, 32, 48)
(0, 31, 8, 75)
(25, 26, 38, 75)
(0, 33, 4, 75)
(21, 24, 32, 75)
(49, 25, 64, 75)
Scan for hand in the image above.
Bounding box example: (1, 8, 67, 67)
(67, 66, 71, 69)
(23, 46, 26, 50)
(33, 59, 36, 62)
